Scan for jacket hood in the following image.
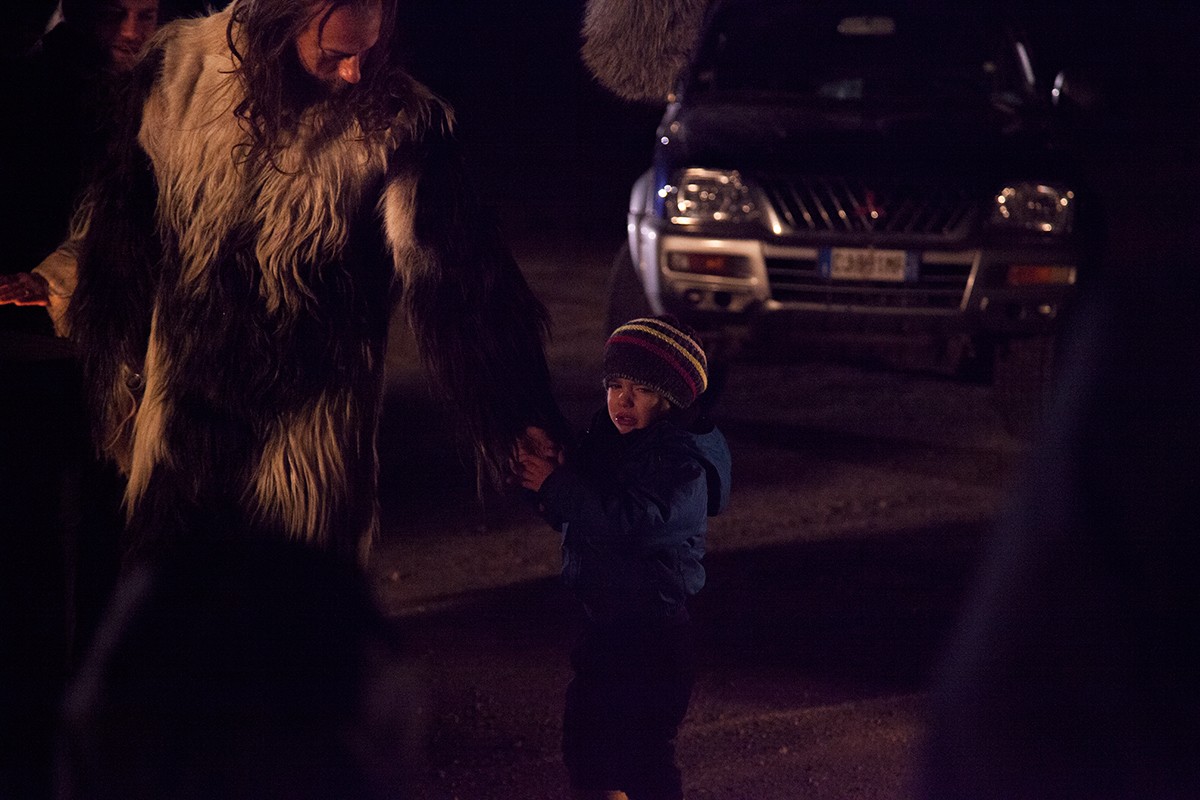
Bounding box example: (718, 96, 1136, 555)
(687, 421, 732, 517)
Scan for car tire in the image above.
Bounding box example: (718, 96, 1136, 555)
(991, 334, 1057, 439)
(604, 241, 652, 336)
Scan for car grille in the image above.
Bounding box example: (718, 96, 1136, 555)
(760, 176, 977, 236)
(765, 253, 972, 312)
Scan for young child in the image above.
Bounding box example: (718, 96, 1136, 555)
(515, 315, 731, 800)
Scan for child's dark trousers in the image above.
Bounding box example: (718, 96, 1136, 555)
(562, 615, 695, 800)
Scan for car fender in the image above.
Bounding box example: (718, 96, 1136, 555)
(626, 168, 664, 311)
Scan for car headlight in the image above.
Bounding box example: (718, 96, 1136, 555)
(990, 182, 1075, 234)
(660, 168, 760, 225)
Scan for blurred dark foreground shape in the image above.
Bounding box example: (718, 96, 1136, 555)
(56, 536, 427, 800)
(920, 2, 1200, 797)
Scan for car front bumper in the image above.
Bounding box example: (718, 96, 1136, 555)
(635, 225, 1080, 347)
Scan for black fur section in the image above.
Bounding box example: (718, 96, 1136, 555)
(400, 126, 567, 493)
(122, 187, 395, 563)
(68, 47, 164, 463)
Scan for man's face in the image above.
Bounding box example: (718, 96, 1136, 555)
(94, 0, 159, 73)
(294, 1, 383, 91)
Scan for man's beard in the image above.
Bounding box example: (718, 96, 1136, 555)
(279, 58, 361, 120)
(109, 46, 138, 73)
(302, 70, 355, 99)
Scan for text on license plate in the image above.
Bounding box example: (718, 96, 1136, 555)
(820, 248, 915, 282)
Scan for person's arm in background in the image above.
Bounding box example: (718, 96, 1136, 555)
(0, 272, 50, 306)
(0, 233, 83, 337)
(31, 221, 86, 337)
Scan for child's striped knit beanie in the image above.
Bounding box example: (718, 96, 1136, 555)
(603, 315, 709, 408)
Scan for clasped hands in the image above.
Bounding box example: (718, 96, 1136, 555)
(512, 425, 564, 493)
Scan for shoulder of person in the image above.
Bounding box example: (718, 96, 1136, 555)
(137, 8, 222, 89)
(685, 417, 730, 457)
(158, 6, 225, 51)
(374, 66, 456, 144)
(630, 420, 707, 469)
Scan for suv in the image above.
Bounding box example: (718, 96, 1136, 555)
(608, 0, 1094, 427)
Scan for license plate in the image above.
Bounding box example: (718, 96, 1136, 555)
(821, 248, 913, 282)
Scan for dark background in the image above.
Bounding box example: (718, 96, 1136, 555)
(393, 0, 664, 244)
(385, 1, 1200, 231)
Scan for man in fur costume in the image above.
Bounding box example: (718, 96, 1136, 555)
(24, 0, 562, 565)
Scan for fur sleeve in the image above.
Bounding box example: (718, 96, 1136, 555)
(382, 118, 566, 493)
(67, 47, 165, 467)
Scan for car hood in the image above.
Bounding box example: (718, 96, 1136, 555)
(660, 97, 1064, 180)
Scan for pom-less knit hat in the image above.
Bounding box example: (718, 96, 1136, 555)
(603, 315, 708, 408)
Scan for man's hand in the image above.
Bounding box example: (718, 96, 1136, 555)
(513, 425, 564, 492)
(0, 272, 50, 306)
(518, 426, 561, 461)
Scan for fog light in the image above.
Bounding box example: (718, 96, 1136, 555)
(1005, 265, 1076, 286)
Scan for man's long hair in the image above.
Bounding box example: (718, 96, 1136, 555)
(225, 0, 405, 172)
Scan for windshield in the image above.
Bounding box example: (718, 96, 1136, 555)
(688, 4, 1035, 108)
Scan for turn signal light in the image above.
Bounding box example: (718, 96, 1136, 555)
(667, 252, 750, 277)
(1005, 265, 1076, 286)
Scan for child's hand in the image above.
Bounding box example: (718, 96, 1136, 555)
(513, 426, 564, 492)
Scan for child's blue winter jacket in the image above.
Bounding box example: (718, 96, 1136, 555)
(535, 410, 731, 623)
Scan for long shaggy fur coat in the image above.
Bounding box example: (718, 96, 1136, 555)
(68, 9, 560, 564)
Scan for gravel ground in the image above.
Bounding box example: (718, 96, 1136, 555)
(366, 231, 1027, 798)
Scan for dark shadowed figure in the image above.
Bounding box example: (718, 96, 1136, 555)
(920, 3, 1200, 797)
(1, 4, 162, 797)
(0, 0, 160, 333)
(921, 263, 1200, 800)
(57, 536, 426, 800)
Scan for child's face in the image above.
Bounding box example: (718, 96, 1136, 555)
(606, 378, 672, 434)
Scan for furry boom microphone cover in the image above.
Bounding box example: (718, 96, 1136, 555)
(581, 0, 711, 102)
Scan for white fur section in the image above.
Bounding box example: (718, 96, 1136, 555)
(31, 246, 78, 337)
(252, 121, 390, 314)
(380, 175, 420, 282)
(252, 395, 355, 546)
(139, 13, 244, 292)
(32, 186, 95, 337)
(124, 310, 171, 510)
(138, 10, 394, 315)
